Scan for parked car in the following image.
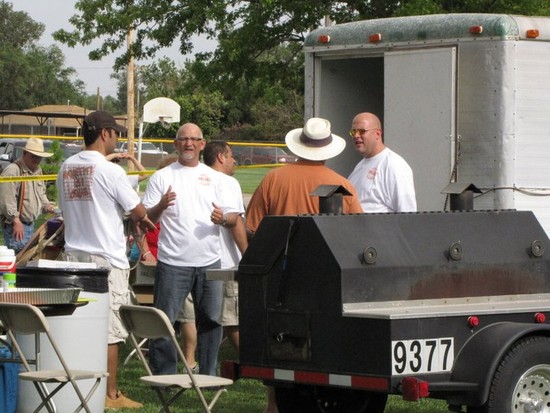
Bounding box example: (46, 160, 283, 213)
(117, 141, 168, 155)
(62, 143, 82, 158)
(0, 140, 18, 173)
(231, 146, 297, 165)
(0, 139, 83, 174)
(0, 139, 36, 173)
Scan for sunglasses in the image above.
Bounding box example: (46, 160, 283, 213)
(348, 128, 378, 137)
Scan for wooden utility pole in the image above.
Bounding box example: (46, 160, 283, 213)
(96, 87, 103, 110)
(127, 27, 135, 171)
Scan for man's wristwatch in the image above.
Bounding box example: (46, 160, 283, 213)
(221, 215, 227, 226)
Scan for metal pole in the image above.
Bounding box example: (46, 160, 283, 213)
(127, 27, 135, 172)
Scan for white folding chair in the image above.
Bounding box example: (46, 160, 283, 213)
(119, 304, 233, 413)
(0, 303, 108, 413)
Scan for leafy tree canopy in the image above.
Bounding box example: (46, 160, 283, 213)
(0, 1, 87, 110)
(0, 1, 44, 48)
(53, 0, 550, 139)
(53, 0, 550, 72)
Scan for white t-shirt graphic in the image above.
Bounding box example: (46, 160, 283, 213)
(348, 148, 417, 213)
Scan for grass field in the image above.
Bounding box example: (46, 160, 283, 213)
(136, 165, 269, 195)
(115, 340, 450, 412)
(233, 166, 271, 195)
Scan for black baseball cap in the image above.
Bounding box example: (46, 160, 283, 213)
(84, 111, 127, 133)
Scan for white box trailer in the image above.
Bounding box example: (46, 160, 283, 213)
(305, 14, 550, 234)
(221, 15, 550, 413)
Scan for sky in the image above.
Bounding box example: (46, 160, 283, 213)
(10, 0, 216, 97)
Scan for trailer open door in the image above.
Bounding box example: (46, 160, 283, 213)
(384, 47, 457, 211)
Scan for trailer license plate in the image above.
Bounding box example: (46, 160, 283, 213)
(391, 337, 454, 375)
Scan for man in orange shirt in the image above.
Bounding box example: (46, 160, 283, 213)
(245, 117, 362, 413)
(246, 117, 362, 235)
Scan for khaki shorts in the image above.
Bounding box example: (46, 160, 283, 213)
(177, 294, 195, 323)
(220, 280, 239, 327)
(108, 267, 132, 344)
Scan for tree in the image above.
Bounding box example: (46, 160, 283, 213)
(53, 0, 550, 73)
(136, 59, 226, 138)
(0, 1, 44, 48)
(0, 1, 86, 110)
(53, 0, 219, 69)
(0, 43, 85, 110)
(54, 0, 550, 138)
(395, 0, 550, 16)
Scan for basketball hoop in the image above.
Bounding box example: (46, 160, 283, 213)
(143, 98, 180, 125)
(136, 97, 181, 165)
(158, 116, 173, 129)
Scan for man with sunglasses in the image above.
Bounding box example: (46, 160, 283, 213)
(0, 138, 56, 253)
(348, 112, 417, 213)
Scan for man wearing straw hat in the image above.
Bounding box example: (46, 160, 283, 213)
(0, 138, 56, 253)
(246, 117, 362, 413)
(246, 117, 363, 235)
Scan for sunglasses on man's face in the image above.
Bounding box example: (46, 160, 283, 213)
(348, 128, 378, 137)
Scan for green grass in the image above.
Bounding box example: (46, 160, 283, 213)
(134, 165, 269, 195)
(115, 340, 450, 412)
(234, 166, 271, 195)
(116, 340, 266, 412)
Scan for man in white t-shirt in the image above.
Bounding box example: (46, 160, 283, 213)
(348, 112, 417, 212)
(142, 123, 237, 377)
(204, 141, 247, 352)
(57, 110, 160, 409)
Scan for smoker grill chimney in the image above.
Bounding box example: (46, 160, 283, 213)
(441, 182, 482, 211)
(311, 185, 352, 214)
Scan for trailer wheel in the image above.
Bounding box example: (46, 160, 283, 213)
(468, 335, 550, 413)
(275, 385, 387, 413)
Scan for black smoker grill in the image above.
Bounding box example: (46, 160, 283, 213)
(236, 210, 550, 410)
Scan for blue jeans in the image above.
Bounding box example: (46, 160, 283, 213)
(2, 222, 34, 253)
(149, 260, 223, 376)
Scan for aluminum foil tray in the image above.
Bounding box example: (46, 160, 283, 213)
(0, 288, 82, 304)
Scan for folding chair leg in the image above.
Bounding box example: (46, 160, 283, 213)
(32, 382, 57, 413)
(33, 382, 68, 413)
(123, 338, 148, 366)
(32, 377, 100, 413)
(155, 387, 171, 413)
(73, 377, 103, 413)
(154, 387, 187, 413)
(208, 388, 228, 411)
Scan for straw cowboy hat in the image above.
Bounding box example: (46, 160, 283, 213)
(23, 138, 54, 158)
(285, 117, 346, 161)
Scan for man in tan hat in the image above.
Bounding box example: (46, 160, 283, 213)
(246, 117, 363, 234)
(245, 117, 362, 413)
(0, 138, 56, 253)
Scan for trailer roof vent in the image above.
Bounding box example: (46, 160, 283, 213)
(311, 184, 352, 214)
(318, 34, 331, 44)
(526, 29, 540, 39)
(441, 182, 482, 211)
(469, 25, 483, 35)
(369, 33, 382, 43)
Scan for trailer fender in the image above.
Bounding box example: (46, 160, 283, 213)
(449, 322, 550, 406)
